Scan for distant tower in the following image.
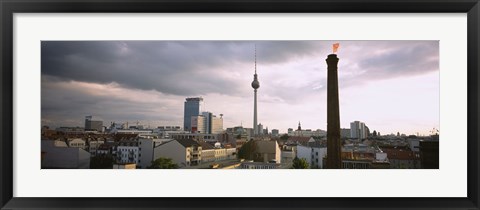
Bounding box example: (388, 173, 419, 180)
(184, 97, 203, 132)
(297, 121, 302, 131)
(326, 54, 342, 169)
(257, 123, 263, 135)
(350, 121, 366, 139)
(85, 115, 103, 132)
(251, 45, 260, 136)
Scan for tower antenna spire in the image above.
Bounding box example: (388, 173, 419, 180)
(254, 44, 257, 74)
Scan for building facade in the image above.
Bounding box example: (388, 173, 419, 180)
(271, 129, 279, 137)
(67, 138, 86, 149)
(340, 128, 351, 138)
(153, 139, 202, 167)
(297, 145, 327, 169)
(183, 97, 203, 132)
(41, 140, 90, 169)
(190, 112, 223, 134)
(87, 139, 104, 157)
(211, 115, 223, 134)
(116, 146, 140, 165)
(254, 140, 281, 163)
(137, 137, 172, 169)
(85, 115, 103, 132)
(350, 121, 367, 139)
(191, 115, 206, 133)
(170, 133, 218, 142)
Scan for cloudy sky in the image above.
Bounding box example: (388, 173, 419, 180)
(41, 41, 439, 135)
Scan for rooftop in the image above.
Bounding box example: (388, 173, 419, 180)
(176, 138, 201, 148)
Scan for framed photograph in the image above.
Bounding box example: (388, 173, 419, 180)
(1, 0, 479, 209)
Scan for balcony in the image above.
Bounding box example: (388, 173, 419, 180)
(191, 154, 200, 161)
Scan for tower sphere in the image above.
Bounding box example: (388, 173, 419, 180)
(251, 80, 260, 89)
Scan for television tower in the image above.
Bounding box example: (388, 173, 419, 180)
(251, 45, 260, 136)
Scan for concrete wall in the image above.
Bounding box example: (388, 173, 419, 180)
(153, 141, 187, 167)
(296, 145, 312, 166)
(41, 140, 90, 169)
(281, 150, 295, 165)
(138, 138, 154, 169)
(255, 141, 281, 163)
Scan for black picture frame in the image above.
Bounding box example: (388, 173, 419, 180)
(1, 0, 479, 209)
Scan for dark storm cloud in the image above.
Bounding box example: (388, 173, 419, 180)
(41, 41, 322, 96)
(41, 75, 183, 127)
(256, 41, 323, 63)
(42, 41, 438, 98)
(41, 41, 439, 128)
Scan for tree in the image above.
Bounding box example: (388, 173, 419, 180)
(90, 155, 114, 169)
(291, 157, 309, 169)
(280, 134, 289, 141)
(237, 140, 257, 160)
(148, 157, 179, 169)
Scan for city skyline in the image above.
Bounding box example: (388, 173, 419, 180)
(41, 41, 439, 135)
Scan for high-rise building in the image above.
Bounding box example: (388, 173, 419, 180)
(191, 115, 206, 133)
(340, 128, 351, 138)
(251, 46, 260, 136)
(271, 129, 279, 136)
(326, 53, 342, 169)
(211, 114, 223, 134)
(287, 128, 293, 134)
(350, 121, 367, 139)
(202, 112, 213, 134)
(184, 97, 203, 132)
(85, 115, 103, 132)
(191, 111, 223, 134)
(257, 123, 263, 135)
